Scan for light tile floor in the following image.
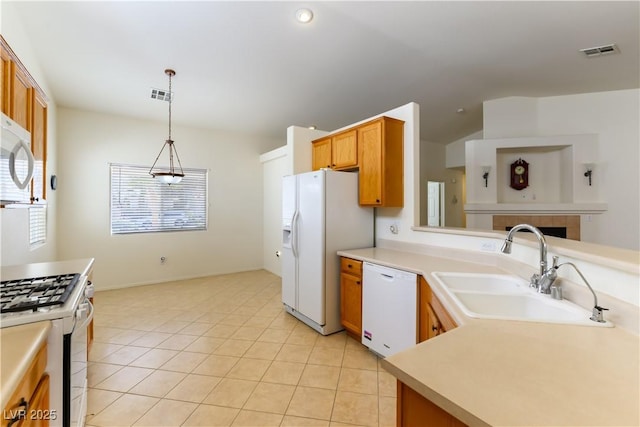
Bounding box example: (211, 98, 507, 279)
(87, 270, 396, 427)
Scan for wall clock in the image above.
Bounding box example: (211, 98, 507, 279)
(510, 158, 529, 190)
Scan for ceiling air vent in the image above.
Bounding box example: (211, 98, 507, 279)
(150, 88, 172, 102)
(580, 44, 620, 58)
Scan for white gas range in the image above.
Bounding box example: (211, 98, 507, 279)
(1, 259, 95, 427)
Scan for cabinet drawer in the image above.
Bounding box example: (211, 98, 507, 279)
(340, 257, 362, 275)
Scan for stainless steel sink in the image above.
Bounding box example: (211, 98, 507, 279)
(431, 272, 613, 327)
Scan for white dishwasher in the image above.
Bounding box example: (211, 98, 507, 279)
(361, 262, 417, 357)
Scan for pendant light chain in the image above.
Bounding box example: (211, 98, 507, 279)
(149, 68, 185, 184)
(167, 69, 172, 142)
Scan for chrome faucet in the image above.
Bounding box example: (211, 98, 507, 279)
(550, 259, 609, 323)
(500, 224, 558, 294)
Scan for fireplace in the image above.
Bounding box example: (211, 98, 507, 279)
(493, 215, 580, 240)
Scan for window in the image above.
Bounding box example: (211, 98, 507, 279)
(110, 164, 207, 234)
(29, 205, 47, 246)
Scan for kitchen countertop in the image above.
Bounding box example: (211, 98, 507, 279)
(1, 258, 94, 282)
(337, 247, 640, 427)
(0, 321, 51, 409)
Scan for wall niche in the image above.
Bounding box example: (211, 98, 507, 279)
(496, 145, 573, 204)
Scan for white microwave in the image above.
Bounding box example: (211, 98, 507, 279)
(1, 112, 34, 204)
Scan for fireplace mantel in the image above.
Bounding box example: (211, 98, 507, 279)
(464, 202, 608, 215)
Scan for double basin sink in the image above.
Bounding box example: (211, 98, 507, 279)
(431, 272, 613, 327)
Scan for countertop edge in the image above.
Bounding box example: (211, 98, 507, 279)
(1, 258, 95, 281)
(0, 321, 51, 409)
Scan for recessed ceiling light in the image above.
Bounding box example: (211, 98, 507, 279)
(308, 125, 317, 130)
(456, 108, 465, 114)
(296, 8, 314, 24)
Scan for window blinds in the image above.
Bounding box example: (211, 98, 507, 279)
(29, 205, 47, 245)
(110, 163, 207, 234)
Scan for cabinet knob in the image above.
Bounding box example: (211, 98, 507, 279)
(356, 281, 361, 285)
(376, 199, 380, 203)
(431, 325, 439, 332)
(347, 264, 352, 268)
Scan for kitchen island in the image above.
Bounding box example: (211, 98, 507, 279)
(338, 246, 640, 427)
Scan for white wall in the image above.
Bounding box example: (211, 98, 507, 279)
(446, 130, 482, 169)
(482, 90, 639, 250)
(261, 147, 287, 276)
(483, 96, 538, 138)
(1, 3, 58, 266)
(56, 108, 280, 290)
(419, 140, 465, 228)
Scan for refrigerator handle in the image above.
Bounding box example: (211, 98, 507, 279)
(291, 210, 299, 258)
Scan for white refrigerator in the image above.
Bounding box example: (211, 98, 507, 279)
(282, 169, 373, 335)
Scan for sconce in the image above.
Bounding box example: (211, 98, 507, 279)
(583, 163, 594, 186)
(482, 166, 491, 188)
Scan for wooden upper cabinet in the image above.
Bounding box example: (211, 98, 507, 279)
(1, 36, 49, 204)
(311, 129, 358, 171)
(10, 62, 32, 131)
(0, 44, 10, 115)
(31, 91, 48, 202)
(358, 116, 404, 207)
(311, 137, 332, 170)
(331, 129, 358, 170)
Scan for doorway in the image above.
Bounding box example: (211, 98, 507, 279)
(427, 181, 445, 227)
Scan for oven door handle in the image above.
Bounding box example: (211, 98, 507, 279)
(72, 298, 94, 333)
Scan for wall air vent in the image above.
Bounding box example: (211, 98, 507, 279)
(580, 44, 620, 58)
(150, 88, 172, 102)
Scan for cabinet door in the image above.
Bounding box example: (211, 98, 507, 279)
(419, 276, 456, 342)
(340, 272, 362, 337)
(24, 374, 50, 427)
(397, 381, 468, 427)
(425, 304, 442, 340)
(88, 296, 94, 354)
(10, 62, 32, 130)
(311, 137, 332, 171)
(358, 120, 383, 205)
(31, 91, 47, 202)
(0, 45, 10, 115)
(332, 129, 357, 170)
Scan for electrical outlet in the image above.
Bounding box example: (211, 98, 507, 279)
(480, 241, 497, 252)
(390, 223, 399, 234)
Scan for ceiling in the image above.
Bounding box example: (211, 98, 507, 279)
(6, 1, 640, 146)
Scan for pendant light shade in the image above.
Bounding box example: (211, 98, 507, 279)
(149, 69, 184, 184)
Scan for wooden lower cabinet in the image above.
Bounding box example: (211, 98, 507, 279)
(2, 343, 50, 427)
(339, 257, 363, 339)
(396, 275, 465, 426)
(397, 381, 467, 427)
(419, 276, 457, 342)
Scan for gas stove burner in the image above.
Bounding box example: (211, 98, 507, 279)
(0, 273, 80, 313)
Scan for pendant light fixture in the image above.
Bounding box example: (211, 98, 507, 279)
(149, 68, 184, 185)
